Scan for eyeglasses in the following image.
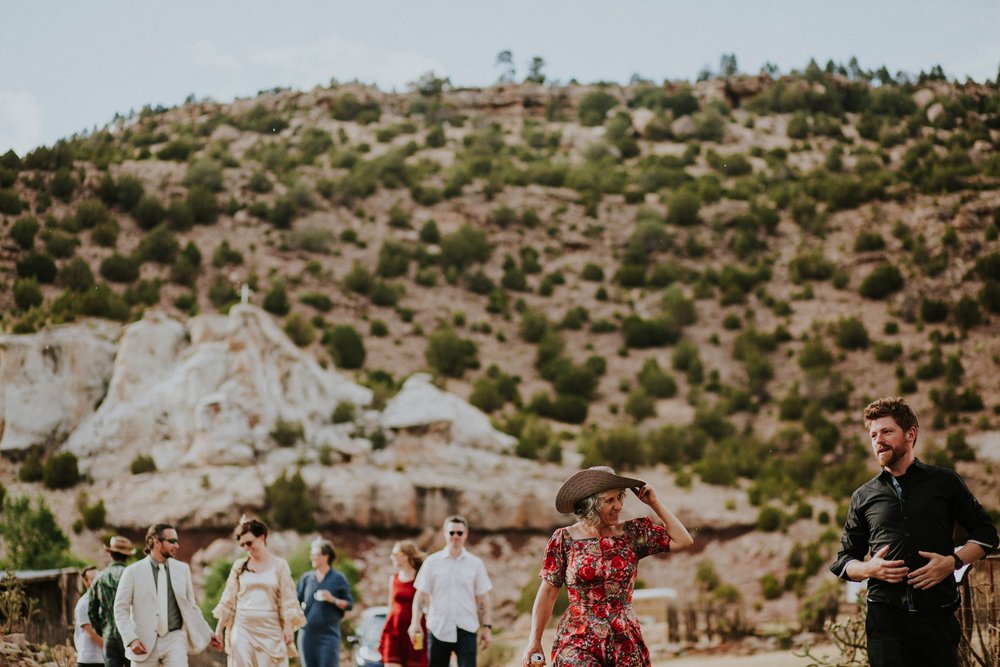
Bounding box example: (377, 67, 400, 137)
(239, 539, 255, 549)
(448, 531, 465, 537)
(159, 538, 179, 544)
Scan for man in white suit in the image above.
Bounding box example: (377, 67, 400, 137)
(113, 523, 213, 666)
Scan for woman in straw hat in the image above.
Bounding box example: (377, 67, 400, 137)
(521, 466, 693, 666)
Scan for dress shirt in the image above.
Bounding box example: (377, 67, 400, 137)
(831, 459, 997, 611)
(150, 559, 184, 632)
(414, 548, 492, 642)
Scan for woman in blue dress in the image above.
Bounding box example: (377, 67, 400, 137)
(296, 538, 353, 667)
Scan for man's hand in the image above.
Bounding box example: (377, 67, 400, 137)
(908, 551, 956, 590)
(129, 639, 148, 655)
(210, 633, 224, 651)
(479, 626, 492, 651)
(865, 545, 909, 583)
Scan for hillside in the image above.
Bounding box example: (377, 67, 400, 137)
(1, 66, 999, 635)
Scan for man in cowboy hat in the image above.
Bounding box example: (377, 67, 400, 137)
(89, 536, 135, 667)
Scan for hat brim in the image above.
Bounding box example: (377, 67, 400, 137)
(105, 546, 136, 556)
(555, 469, 645, 514)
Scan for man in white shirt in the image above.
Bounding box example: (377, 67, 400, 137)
(410, 515, 493, 667)
(75, 566, 104, 667)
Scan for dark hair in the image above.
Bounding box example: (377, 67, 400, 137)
(144, 523, 175, 555)
(863, 397, 919, 443)
(80, 566, 98, 592)
(311, 539, 336, 566)
(443, 514, 468, 530)
(234, 517, 269, 578)
(234, 517, 268, 541)
(110, 551, 129, 563)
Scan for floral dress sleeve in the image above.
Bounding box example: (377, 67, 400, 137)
(539, 528, 567, 588)
(627, 517, 671, 559)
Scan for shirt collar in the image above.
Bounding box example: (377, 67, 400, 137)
(878, 457, 927, 483)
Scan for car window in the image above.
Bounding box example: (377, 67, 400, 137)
(363, 613, 387, 645)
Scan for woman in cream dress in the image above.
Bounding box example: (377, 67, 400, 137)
(212, 517, 306, 666)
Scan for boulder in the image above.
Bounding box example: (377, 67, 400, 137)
(64, 306, 373, 478)
(0, 325, 117, 454)
(927, 102, 946, 125)
(912, 88, 936, 109)
(670, 115, 697, 139)
(380, 373, 515, 453)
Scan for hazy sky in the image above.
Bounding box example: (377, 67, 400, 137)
(2, 1, 998, 155)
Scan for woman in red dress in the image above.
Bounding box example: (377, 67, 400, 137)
(521, 467, 695, 667)
(379, 541, 428, 667)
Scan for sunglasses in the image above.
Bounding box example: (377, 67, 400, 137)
(448, 531, 465, 537)
(160, 538, 179, 545)
(239, 539, 255, 549)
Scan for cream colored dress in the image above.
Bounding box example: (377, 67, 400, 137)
(213, 557, 306, 667)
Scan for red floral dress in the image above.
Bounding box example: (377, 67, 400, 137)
(540, 517, 671, 667)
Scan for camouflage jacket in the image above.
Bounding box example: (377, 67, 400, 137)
(88, 561, 126, 640)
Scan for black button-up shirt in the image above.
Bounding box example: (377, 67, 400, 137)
(830, 459, 998, 611)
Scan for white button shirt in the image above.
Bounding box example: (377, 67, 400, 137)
(414, 547, 493, 642)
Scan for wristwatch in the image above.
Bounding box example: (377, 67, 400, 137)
(952, 553, 963, 570)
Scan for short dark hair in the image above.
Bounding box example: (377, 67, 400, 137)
(863, 397, 919, 434)
(144, 523, 175, 555)
(311, 538, 336, 566)
(110, 551, 129, 562)
(234, 517, 268, 541)
(443, 515, 468, 530)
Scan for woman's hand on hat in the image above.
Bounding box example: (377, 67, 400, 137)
(634, 485, 658, 506)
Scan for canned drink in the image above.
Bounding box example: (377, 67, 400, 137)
(530, 653, 544, 664)
(412, 631, 423, 650)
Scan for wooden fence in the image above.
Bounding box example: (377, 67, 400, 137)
(958, 553, 998, 667)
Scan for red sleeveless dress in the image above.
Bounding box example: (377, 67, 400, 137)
(379, 573, 428, 666)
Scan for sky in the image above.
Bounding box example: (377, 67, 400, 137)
(2, 1, 999, 156)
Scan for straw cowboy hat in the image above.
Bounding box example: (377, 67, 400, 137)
(555, 466, 645, 514)
(105, 535, 136, 556)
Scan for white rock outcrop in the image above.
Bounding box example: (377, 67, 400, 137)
(380, 373, 516, 453)
(64, 305, 373, 477)
(0, 324, 118, 454)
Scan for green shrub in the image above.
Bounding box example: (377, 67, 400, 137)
(757, 505, 784, 532)
(980, 280, 1000, 314)
(18, 450, 43, 482)
(263, 283, 290, 316)
(51, 168, 77, 201)
(578, 91, 618, 126)
(952, 296, 981, 330)
(79, 497, 106, 530)
(377, 241, 410, 278)
(798, 337, 834, 370)
(638, 359, 678, 398)
(789, 249, 835, 283)
(854, 230, 886, 252)
(579, 425, 646, 469)
(331, 402, 356, 424)
(186, 186, 219, 225)
(0, 495, 74, 569)
(99, 253, 140, 283)
(469, 380, 505, 414)
(270, 419, 304, 447)
(42, 452, 81, 489)
(625, 389, 656, 422)
(835, 317, 869, 350)
(920, 297, 949, 323)
(10, 216, 40, 249)
(665, 190, 701, 226)
(581, 263, 605, 281)
(130, 454, 157, 474)
(299, 291, 332, 312)
(425, 328, 478, 378)
(440, 224, 491, 270)
(59, 257, 94, 292)
(0, 188, 24, 215)
(212, 240, 243, 267)
(859, 263, 904, 299)
(16, 251, 57, 283)
(530, 393, 588, 424)
(326, 325, 365, 369)
(760, 573, 783, 600)
(80, 283, 130, 321)
(90, 220, 119, 247)
(265, 470, 315, 532)
(873, 342, 902, 362)
(137, 225, 178, 264)
(13, 278, 43, 311)
(284, 313, 316, 347)
(343, 262, 375, 295)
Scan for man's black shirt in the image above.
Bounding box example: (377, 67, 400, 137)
(830, 459, 998, 611)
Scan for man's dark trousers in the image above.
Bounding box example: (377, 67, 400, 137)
(428, 628, 477, 667)
(866, 602, 960, 667)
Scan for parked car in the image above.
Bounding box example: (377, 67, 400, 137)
(347, 605, 388, 667)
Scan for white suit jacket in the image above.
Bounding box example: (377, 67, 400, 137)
(112, 556, 213, 662)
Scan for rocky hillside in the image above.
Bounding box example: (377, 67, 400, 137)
(1, 66, 999, 627)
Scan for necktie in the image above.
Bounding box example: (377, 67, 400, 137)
(156, 564, 169, 637)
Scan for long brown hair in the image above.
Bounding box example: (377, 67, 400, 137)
(395, 540, 425, 572)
